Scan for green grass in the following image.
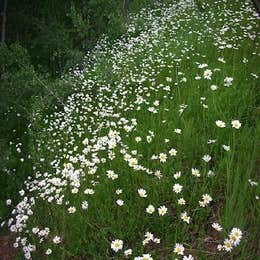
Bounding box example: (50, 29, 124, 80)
(1, 0, 259, 259)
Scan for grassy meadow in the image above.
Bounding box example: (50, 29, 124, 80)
(1, 0, 259, 259)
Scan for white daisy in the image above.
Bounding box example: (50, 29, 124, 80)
(111, 239, 123, 252)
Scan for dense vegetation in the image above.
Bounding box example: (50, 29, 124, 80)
(0, 0, 156, 223)
(0, 0, 259, 259)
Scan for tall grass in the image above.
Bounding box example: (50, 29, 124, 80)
(2, 0, 259, 259)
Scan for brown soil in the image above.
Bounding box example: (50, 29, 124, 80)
(0, 235, 18, 260)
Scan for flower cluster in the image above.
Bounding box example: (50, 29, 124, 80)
(217, 228, 243, 252)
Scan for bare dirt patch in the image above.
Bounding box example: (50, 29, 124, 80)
(0, 235, 18, 260)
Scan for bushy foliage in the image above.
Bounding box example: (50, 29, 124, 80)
(0, 43, 73, 223)
(5, 0, 157, 76)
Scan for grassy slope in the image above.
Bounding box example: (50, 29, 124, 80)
(3, 0, 259, 259)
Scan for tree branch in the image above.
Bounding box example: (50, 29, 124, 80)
(1, 0, 8, 43)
